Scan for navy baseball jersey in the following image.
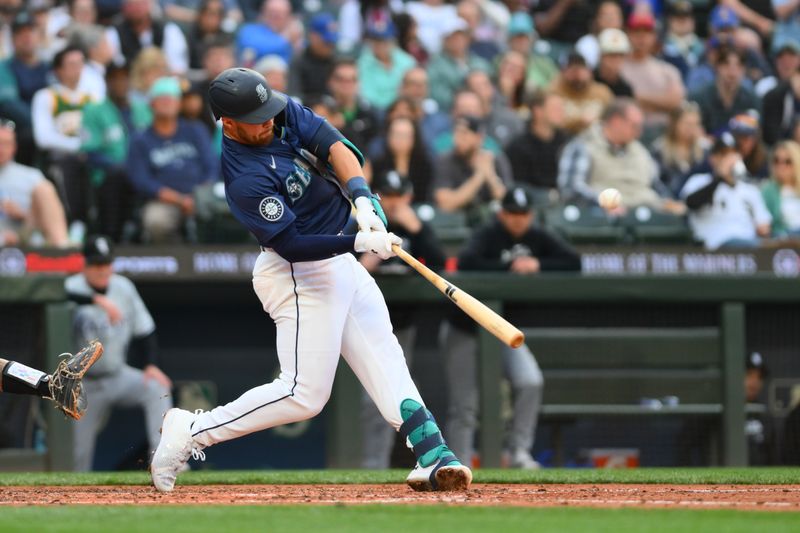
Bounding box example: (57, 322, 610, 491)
(222, 98, 352, 248)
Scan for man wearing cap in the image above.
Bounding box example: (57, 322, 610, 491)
(358, 17, 417, 110)
(288, 13, 338, 102)
(126, 76, 218, 243)
(427, 17, 490, 111)
(689, 46, 761, 135)
(755, 40, 800, 98)
(762, 43, 800, 145)
(729, 112, 769, 178)
(680, 132, 771, 249)
(0, 11, 49, 166)
(444, 185, 580, 469)
(506, 12, 558, 92)
(359, 169, 446, 469)
(594, 28, 633, 98)
(66, 235, 173, 471)
(620, 11, 685, 135)
(150, 67, 473, 493)
(434, 115, 511, 225)
(550, 51, 613, 135)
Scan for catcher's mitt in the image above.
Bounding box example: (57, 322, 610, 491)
(48, 340, 103, 420)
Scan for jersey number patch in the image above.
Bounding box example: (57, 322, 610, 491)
(259, 197, 284, 222)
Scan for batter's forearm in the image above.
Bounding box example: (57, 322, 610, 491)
(270, 225, 357, 262)
(329, 141, 365, 187)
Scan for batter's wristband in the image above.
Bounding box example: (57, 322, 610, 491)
(346, 176, 371, 200)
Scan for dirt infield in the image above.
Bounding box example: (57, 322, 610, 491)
(2, 484, 800, 511)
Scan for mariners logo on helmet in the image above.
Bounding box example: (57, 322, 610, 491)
(259, 197, 284, 222)
(256, 84, 268, 103)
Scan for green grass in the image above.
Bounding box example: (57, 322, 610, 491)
(0, 468, 798, 487)
(0, 506, 797, 533)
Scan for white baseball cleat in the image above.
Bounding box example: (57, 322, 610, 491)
(150, 408, 205, 492)
(406, 457, 473, 492)
(509, 448, 541, 470)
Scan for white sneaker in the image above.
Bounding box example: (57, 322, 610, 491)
(406, 457, 472, 492)
(150, 408, 206, 492)
(509, 448, 541, 470)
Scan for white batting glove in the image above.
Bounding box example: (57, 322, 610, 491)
(354, 196, 387, 233)
(354, 231, 401, 260)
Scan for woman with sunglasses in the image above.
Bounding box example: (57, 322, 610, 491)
(762, 140, 800, 237)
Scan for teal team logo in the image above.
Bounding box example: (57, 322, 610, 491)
(285, 159, 312, 203)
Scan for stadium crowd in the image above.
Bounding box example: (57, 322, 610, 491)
(0, 0, 800, 252)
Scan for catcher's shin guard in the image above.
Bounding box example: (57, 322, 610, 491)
(1, 361, 51, 397)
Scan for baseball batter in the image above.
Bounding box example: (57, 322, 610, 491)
(151, 68, 471, 492)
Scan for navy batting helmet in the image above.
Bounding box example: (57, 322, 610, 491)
(208, 67, 288, 124)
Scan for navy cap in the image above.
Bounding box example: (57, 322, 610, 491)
(746, 351, 768, 377)
(453, 115, 484, 134)
(11, 11, 35, 32)
(209, 67, 288, 124)
(373, 170, 412, 195)
(711, 132, 737, 154)
(502, 186, 535, 214)
(83, 235, 114, 265)
(365, 16, 396, 40)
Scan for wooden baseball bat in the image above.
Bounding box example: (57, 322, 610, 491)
(391, 244, 525, 349)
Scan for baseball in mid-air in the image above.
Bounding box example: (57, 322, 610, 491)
(598, 188, 622, 210)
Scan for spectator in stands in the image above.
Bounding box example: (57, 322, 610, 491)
(393, 12, 428, 66)
(730, 112, 770, 179)
(756, 40, 800, 98)
(358, 17, 416, 111)
(186, 0, 235, 71)
(594, 28, 633, 98)
(327, 58, 380, 154)
(651, 101, 709, 197)
(359, 170, 445, 469)
(127, 77, 218, 243)
(506, 12, 558, 92)
(235, 0, 294, 67)
(81, 63, 151, 242)
(772, 0, 800, 54)
(32, 45, 95, 229)
(0, 120, 68, 246)
(67, 235, 173, 471)
(69, 23, 114, 102)
(109, 0, 189, 75)
(456, 0, 509, 63)
(398, 66, 450, 143)
(446, 185, 580, 470)
(762, 56, 800, 145)
(253, 54, 288, 94)
(372, 116, 434, 202)
(306, 94, 346, 132)
(558, 98, 687, 214)
(287, 12, 338, 101)
(433, 89, 502, 155)
(338, 0, 398, 55)
(575, 0, 623, 70)
(434, 115, 511, 226)
(721, 0, 775, 41)
(0, 0, 19, 62)
(661, 0, 704, 80)
(163, 0, 242, 29)
(0, 11, 48, 166)
(129, 47, 170, 107)
(505, 91, 568, 202)
(762, 140, 800, 237)
(427, 17, 490, 111)
(465, 69, 523, 148)
(620, 11, 686, 136)
(406, 0, 461, 55)
(707, 6, 772, 88)
(47, 0, 98, 56)
(550, 51, 613, 135)
(495, 50, 529, 117)
(197, 39, 235, 133)
(531, 0, 594, 53)
(680, 132, 771, 249)
(690, 46, 761, 136)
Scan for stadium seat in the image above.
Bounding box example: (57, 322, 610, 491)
(623, 207, 692, 245)
(542, 204, 628, 244)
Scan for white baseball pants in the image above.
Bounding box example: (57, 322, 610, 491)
(191, 250, 425, 448)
